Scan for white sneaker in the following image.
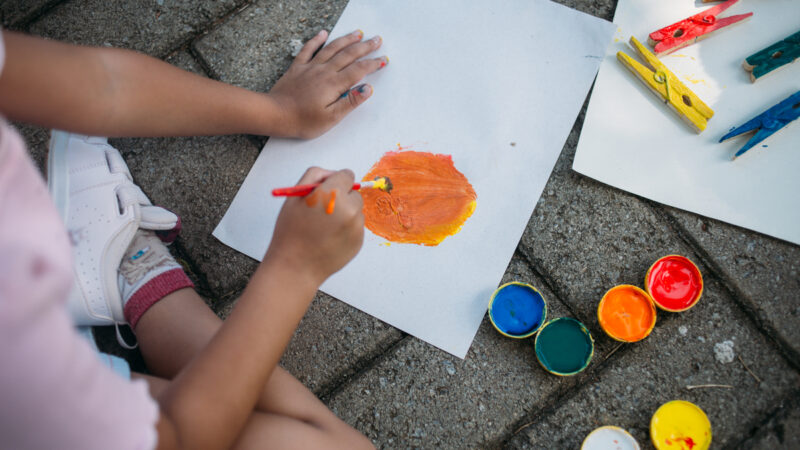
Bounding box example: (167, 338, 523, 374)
(47, 131, 180, 332)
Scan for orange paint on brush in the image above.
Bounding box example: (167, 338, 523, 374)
(304, 190, 320, 207)
(325, 190, 337, 215)
(598, 285, 656, 342)
(361, 150, 476, 246)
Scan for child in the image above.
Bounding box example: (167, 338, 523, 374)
(0, 26, 385, 449)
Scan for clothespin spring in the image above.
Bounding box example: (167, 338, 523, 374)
(654, 70, 671, 104)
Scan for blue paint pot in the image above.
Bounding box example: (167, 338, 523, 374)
(488, 282, 547, 339)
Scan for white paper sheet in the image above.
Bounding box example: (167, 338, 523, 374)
(574, 0, 800, 245)
(214, 0, 614, 358)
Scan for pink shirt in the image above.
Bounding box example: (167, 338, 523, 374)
(0, 31, 158, 450)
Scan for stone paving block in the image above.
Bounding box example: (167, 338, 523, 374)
(326, 254, 594, 448)
(508, 277, 800, 449)
(518, 106, 701, 346)
(194, 0, 348, 91)
(1, 0, 53, 28)
(666, 208, 800, 361)
(737, 395, 800, 449)
(212, 274, 405, 394)
(29, 0, 242, 57)
(279, 291, 405, 394)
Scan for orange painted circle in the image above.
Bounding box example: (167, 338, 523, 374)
(361, 151, 477, 246)
(598, 285, 657, 343)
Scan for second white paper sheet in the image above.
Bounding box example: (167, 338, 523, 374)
(574, 0, 800, 245)
(214, 0, 614, 358)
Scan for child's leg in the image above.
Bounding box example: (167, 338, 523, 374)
(135, 372, 364, 450)
(133, 287, 372, 448)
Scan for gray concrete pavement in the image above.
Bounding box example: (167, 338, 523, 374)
(7, 0, 799, 448)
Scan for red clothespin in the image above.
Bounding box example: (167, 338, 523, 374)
(648, 0, 753, 56)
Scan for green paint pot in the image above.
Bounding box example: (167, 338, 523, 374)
(534, 317, 594, 376)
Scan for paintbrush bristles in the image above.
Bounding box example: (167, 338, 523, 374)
(368, 176, 393, 192)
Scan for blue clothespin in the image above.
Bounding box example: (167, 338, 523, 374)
(720, 90, 800, 160)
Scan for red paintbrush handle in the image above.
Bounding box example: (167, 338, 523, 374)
(272, 183, 362, 197)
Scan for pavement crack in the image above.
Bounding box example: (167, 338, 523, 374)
(4, 0, 65, 30)
(318, 334, 409, 402)
(515, 244, 581, 319)
(723, 389, 800, 449)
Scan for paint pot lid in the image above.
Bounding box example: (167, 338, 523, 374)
(645, 255, 703, 312)
(581, 426, 641, 450)
(597, 284, 657, 343)
(488, 282, 547, 339)
(534, 317, 594, 376)
(650, 400, 712, 450)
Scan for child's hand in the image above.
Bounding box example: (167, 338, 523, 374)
(264, 167, 365, 285)
(268, 30, 388, 139)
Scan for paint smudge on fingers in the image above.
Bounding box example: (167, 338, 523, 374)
(326, 190, 337, 215)
(305, 190, 320, 207)
(361, 149, 476, 246)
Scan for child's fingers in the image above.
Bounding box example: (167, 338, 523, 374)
(338, 57, 388, 89)
(330, 84, 373, 118)
(295, 30, 329, 64)
(318, 169, 356, 193)
(329, 35, 382, 71)
(296, 166, 335, 185)
(313, 30, 364, 64)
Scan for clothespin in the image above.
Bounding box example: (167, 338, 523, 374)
(648, 0, 753, 56)
(617, 36, 714, 133)
(743, 30, 800, 82)
(719, 91, 800, 160)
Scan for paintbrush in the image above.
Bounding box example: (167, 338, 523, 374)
(272, 176, 393, 197)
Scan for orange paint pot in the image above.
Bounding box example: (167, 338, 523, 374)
(645, 255, 703, 312)
(598, 285, 657, 343)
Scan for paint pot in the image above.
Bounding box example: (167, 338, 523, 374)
(650, 400, 712, 450)
(598, 285, 657, 343)
(581, 426, 641, 450)
(534, 317, 594, 376)
(645, 255, 703, 312)
(488, 282, 546, 339)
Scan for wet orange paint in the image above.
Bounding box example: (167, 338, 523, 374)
(304, 190, 320, 207)
(326, 190, 337, 215)
(598, 285, 656, 342)
(361, 150, 476, 246)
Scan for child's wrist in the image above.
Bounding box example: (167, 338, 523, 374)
(259, 249, 325, 290)
(260, 93, 298, 138)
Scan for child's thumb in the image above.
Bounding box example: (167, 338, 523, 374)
(334, 84, 373, 117)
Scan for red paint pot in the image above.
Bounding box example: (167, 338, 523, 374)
(645, 255, 703, 312)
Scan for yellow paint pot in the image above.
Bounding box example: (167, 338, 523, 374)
(597, 285, 657, 343)
(650, 400, 711, 450)
(581, 426, 640, 450)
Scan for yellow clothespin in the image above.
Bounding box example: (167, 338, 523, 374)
(617, 36, 714, 133)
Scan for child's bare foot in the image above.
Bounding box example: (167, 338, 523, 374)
(268, 29, 388, 139)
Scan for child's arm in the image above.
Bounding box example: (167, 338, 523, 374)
(152, 168, 365, 450)
(0, 30, 384, 139)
